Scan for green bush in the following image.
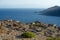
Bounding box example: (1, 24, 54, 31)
(21, 32, 36, 38)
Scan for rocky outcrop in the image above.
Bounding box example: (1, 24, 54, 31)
(0, 19, 60, 40)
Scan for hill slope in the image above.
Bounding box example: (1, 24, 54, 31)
(40, 6, 60, 17)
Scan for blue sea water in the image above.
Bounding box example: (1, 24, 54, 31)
(0, 8, 60, 26)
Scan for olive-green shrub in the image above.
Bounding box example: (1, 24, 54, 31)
(21, 32, 36, 38)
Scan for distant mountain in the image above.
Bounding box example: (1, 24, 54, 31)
(40, 6, 60, 17)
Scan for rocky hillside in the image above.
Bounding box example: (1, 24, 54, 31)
(0, 19, 60, 40)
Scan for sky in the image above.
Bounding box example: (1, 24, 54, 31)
(0, 0, 60, 8)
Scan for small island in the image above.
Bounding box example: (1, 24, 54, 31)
(0, 19, 60, 40)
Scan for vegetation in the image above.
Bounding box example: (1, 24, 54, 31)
(46, 37, 60, 40)
(21, 32, 36, 38)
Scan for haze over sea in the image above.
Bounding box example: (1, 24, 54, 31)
(0, 8, 60, 26)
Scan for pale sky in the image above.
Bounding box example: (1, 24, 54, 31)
(0, 0, 60, 8)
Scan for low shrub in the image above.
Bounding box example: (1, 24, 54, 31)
(21, 32, 36, 38)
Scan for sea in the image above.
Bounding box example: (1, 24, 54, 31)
(0, 8, 60, 26)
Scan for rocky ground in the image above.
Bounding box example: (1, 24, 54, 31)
(0, 19, 60, 40)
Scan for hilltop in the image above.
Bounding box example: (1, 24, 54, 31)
(0, 19, 60, 40)
(40, 6, 60, 17)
